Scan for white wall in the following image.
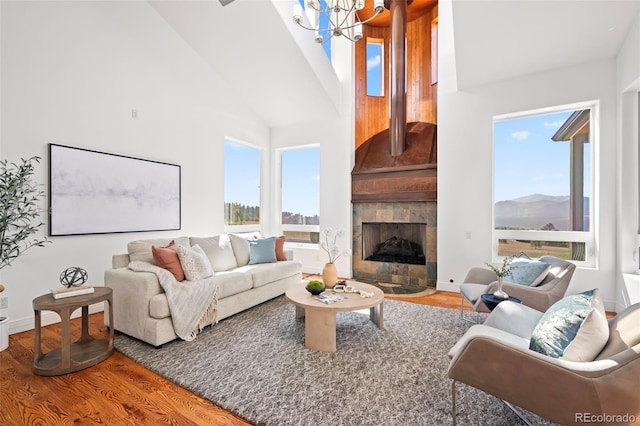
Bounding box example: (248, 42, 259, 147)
(269, 33, 355, 280)
(616, 12, 640, 310)
(0, 1, 269, 333)
(438, 59, 619, 310)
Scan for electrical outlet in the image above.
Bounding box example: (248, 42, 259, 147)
(0, 296, 8, 309)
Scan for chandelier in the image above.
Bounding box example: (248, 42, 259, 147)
(293, 0, 385, 43)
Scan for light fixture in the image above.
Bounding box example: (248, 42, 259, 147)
(293, 0, 385, 43)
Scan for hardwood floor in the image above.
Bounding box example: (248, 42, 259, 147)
(0, 284, 468, 426)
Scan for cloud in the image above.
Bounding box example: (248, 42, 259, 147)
(510, 130, 529, 141)
(367, 54, 381, 71)
(543, 120, 564, 128)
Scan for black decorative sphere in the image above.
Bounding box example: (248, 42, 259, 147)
(59, 267, 88, 288)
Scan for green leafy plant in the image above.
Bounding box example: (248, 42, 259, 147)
(485, 255, 515, 278)
(306, 280, 325, 291)
(0, 156, 50, 270)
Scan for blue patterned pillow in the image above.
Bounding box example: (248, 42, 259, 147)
(248, 237, 277, 265)
(529, 289, 609, 361)
(508, 259, 550, 286)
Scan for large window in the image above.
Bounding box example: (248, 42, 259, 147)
(493, 103, 596, 265)
(280, 146, 320, 244)
(224, 139, 261, 228)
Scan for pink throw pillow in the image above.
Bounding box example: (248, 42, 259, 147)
(275, 236, 287, 261)
(152, 240, 185, 282)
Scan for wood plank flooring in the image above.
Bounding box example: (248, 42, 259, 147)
(0, 283, 467, 426)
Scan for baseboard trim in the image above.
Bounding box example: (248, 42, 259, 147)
(437, 281, 460, 293)
(8, 304, 105, 335)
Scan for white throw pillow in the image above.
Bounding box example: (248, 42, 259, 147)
(529, 289, 609, 362)
(176, 244, 214, 281)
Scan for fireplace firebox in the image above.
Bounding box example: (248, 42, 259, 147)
(363, 222, 426, 265)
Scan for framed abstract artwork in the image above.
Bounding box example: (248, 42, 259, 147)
(49, 144, 181, 236)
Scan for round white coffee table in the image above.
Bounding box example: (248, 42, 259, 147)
(285, 282, 384, 353)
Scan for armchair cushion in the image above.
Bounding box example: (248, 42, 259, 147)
(508, 258, 550, 286)
(529, 289, 608, 361)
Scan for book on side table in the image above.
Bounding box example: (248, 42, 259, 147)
(51, 285, 95, 299)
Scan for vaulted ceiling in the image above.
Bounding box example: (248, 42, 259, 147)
(148, 0, 640, 127)
(451, 0, 640, 90)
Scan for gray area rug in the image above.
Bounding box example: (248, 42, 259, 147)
(114, 296, 554, 426)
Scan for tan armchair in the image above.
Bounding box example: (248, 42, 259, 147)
(460, 255, 576, 319)
(448, 301, 640, 426)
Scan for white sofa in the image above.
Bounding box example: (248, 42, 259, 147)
(104, 234, 302, 347)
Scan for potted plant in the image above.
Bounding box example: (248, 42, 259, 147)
(485, 255, 515, 299)
(0, 156, 50, 272)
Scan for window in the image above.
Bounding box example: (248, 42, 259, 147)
(280, 146, 320, 244)
(298, 0, 332, 62)
(366, 38, 384, 97)
(224, 139, 261, 228)
(493, 103, 596, 265)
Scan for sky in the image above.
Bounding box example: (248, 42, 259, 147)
(494, 109, 592, 203)
(224, 141, 320, 218)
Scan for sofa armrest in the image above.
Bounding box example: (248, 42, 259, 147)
(112, 254, 130, 269)
(104, 267, 163, 340)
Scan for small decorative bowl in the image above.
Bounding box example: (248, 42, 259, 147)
(305, 286, 325, 295)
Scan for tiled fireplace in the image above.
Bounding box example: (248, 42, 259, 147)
(352, 201, 437, 289)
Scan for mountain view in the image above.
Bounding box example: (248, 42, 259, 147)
(495, 194, 590, 231)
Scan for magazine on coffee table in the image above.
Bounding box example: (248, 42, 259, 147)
(315, 293, 346, 304)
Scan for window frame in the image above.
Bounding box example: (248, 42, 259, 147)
(223, 137, 264, 233)
(277, 144, 321, 246)
(492, 101, 598, 268)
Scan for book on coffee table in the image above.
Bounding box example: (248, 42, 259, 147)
(315, 293, 345, 304)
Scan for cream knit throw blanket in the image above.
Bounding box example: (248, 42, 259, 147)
(128, 261, 219, 341)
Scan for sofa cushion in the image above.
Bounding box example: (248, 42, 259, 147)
(249, 237, 277, 264)
(177, 244, 214, 281)
(529, 289, 609, 361)
(128, 236, 190, 264)
(213, 271, 254, 299)
(229, 233, 252, 267)
(190, 235, 238, 272)
(152, 241, 185, 282)
(508, 258, 550, 287)
(234, 261, 302, 288)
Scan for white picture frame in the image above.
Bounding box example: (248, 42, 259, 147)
(49, 144, 181, 236)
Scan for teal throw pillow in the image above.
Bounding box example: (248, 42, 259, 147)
(508, 259, 550, 286)
(529, 289, 609, 361)
(248, 237, 277, 265)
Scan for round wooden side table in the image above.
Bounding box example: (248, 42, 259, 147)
(32, 286, 114, 376)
